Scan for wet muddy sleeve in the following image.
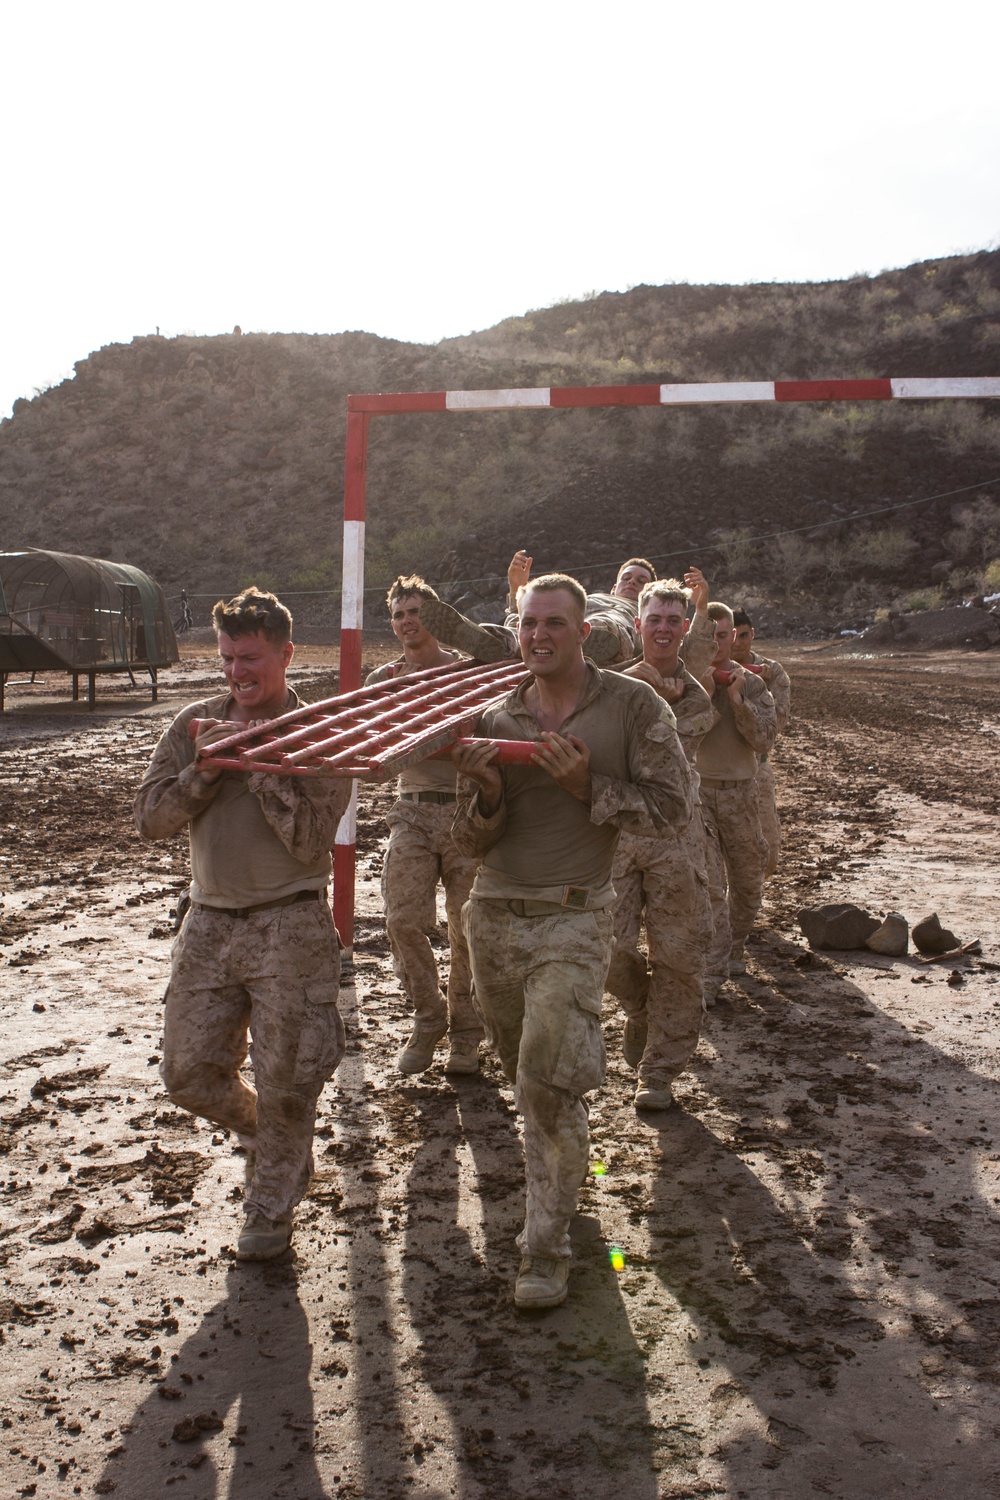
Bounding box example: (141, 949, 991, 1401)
(451, 775, 507, 856)
(589, 699, 694, 840)
(134, 714, 222, 840)
(769, 662, 792, 736)
(674, 677, 716, 759)
(246, 772, 354, 863)
(450, 708, 508, 855)
(679, 612, 716, 680)
(733, 676, 777, 755)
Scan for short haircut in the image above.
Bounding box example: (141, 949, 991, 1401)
(386, 574, 440, 610)
(707, 601, 735, 626)
(212, 587, 292, 644)
(617, 556, 657, 582)
(518, 573, 587, 619)
(732, 608, 754, 630)
(638, 579, 689, 613)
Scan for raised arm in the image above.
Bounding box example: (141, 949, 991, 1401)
(679, 566, 715, 679)
(505, 549, 533, 614)
(450, 730, 506, 856)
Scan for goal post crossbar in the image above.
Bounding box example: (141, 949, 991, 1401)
(333, 374, 1000, 948)
(348, 376, 1000, 414)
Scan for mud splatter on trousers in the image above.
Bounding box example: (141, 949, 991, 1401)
(607, 815, 712, 1088)
(162, 898, 345, 1221)
(381, 800, 483, 1043)
(463, 899, 612, 1260)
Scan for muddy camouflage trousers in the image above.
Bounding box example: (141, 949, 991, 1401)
(756, 758, 781, 877)
(607, 816, 712, 1089)
(699, 779, 768, 983)
(463, 899, 612, 1260)
(162, 896, 345, 1221)
(381, 801, 483, 1043)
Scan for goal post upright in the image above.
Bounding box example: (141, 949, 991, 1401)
(332, 374, 1000, 949)
(333, 407, 368, 954)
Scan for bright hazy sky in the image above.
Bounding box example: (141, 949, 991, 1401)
(3, 0, 998, 418)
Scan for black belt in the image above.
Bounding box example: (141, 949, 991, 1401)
(194, 888, 326, 920)
(399, 790, 457, 804)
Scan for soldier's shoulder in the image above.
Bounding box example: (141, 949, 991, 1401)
(744, 671, 773, 702)
(679, 663, 711, 697)
(598, 667, 658, 705)
(597, 667, 678, 730)
(365, 658, 404, 686)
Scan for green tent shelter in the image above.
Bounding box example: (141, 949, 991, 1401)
(0, 548, 179, 709)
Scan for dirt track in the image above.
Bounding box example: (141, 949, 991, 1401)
(1, 645, 999, 1500)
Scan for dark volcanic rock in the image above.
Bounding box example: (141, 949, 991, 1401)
(912, 912, 961, 954)
(798, 903, 880, 950)
(861, 606, 1000, 652)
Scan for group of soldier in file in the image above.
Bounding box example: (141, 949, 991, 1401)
(135, 550, 789, 1312)
(366, 551, 789, 1308)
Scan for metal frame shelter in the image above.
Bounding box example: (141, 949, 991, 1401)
(0, 548, 179, 711)
(333, 375, 1000, 949)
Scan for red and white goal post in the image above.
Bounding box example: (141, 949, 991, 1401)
(333, 375, 1000, 950)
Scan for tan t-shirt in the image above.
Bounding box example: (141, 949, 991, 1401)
(453, 665, 694, 908)
(695, 673, 776, 782)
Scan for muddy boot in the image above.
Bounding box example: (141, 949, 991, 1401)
(514, 1255, 570, 1310)
(703, 975, 724, 1008)
(397, 1022, 448, 1076)
(622, 1013, 648, 1070)
(634, 1084, 675, 1112)
(443, 1038, 481, 1075)
(236, 1211, 293, 1261)
(417, 598, 512, 662)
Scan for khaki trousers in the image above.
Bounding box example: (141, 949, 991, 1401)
(463, 899, 612, 1260)
(700, 780, 768, 983)
(381, 801, 483, 1041)
(757, 758, 781, 876)
(162, 898, 345, 1221)
(607, 815, 712, 1088)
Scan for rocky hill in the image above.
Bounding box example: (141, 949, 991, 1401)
(2, 249, 998, 637)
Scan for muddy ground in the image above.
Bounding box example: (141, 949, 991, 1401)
(1, 643, 999, 1500)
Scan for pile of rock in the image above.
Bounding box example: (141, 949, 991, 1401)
(797, 905, 961, 957)
(858, 604, 1000, 652)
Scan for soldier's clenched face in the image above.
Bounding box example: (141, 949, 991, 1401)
(218, 630, 294, 721)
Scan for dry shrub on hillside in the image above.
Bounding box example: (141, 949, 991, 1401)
(948, 498, 1000, 569)
(850, 527, 918, 574)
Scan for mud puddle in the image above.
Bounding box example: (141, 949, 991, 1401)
(1, 648, 999, 1498)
